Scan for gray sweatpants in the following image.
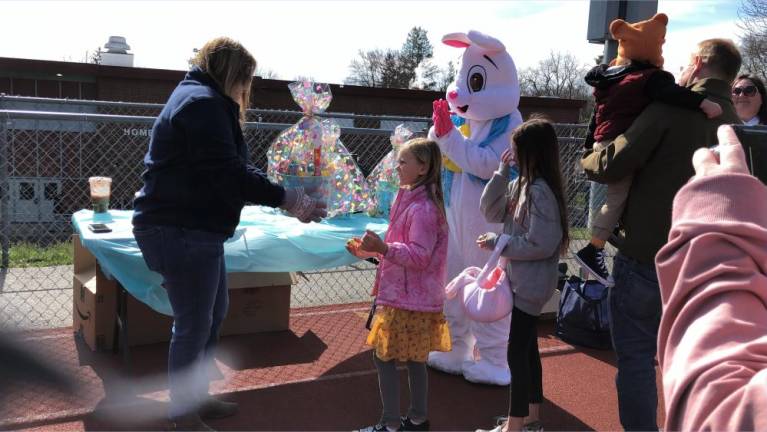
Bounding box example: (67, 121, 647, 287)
(373, 353, 428, 426)
(592, 141, 633, 242)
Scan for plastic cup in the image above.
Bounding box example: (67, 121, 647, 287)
(282, 175, 330, 201)
(88, 177, 112, 213)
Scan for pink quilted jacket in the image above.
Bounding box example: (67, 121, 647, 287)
(372, 185, 448, 313)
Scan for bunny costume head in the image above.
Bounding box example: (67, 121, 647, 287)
(443, 30, 521, 122)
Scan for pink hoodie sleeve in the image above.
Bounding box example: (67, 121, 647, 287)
(655, 173, 767, 432)
(384, 202, 440, 270)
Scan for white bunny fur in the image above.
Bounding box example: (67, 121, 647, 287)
(427, 30, 523, 386)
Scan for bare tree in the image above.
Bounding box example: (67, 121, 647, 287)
(255, 67, 280, 79)
(519, 51, 590, 100)
(738, 0, 767, 78)
(345, 27, 440, 89)
(346, 49, 387, 87)
(88, 47, 102, 65)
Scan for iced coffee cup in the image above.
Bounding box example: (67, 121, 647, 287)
(88, 177, 112, 213)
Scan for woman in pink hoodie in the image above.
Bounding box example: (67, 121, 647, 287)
(655, 125, 767, 431)
(347, 138, 450, 432)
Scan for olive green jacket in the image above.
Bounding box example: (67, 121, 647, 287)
(581, 78, 741, 265)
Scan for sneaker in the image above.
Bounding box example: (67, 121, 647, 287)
(522, 421, 544, 432)
(574, 244, 614, 287)
(400, 416, 430, 431)
(476, 416, 506, 432)
(358, 424, 395, 432)
(169, 413, 215, 431)
(475, 425, 504, 432)
(198, 397, 238, 420)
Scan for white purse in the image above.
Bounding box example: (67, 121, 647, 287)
(444, 234, 513, 322)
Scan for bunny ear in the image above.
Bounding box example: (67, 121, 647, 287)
(442, 32, 472, 48)
(466, 30, 506, 52)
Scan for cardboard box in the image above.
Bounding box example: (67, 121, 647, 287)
(124, 294, 174, 347)
(73, 234, 295, 350)
(73, 234, 118, 351)
(73, 233, 171, 350)
(221, 272, 295, 336)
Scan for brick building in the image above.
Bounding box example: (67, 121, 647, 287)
(0, 56, 585, 122)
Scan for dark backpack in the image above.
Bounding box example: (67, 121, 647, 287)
(555, 275, 612, 350)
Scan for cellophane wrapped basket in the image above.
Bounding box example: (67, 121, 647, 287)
(267, 81, 369, 217)
(366, 124, 413, 217)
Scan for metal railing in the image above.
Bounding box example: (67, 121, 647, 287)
(0, 95, 599, 330)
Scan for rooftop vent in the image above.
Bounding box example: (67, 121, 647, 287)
(104, 36, 131, 54)
(101, 36, 134, 67)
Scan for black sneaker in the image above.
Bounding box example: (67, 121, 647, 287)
(169, 413, 215, 431)
(400, 416, 430, 431)
(574, 244, 613, 287)
(198, 397, 238, 420)
(358, 424, 394, 432)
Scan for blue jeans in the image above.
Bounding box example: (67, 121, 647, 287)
(609, 253, 662, 432)
(133, 225, 229, 419)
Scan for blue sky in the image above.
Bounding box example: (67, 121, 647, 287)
(0, 1, 743, 85)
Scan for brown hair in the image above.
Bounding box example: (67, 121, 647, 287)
(191, 37, 256, 122)
(400, 138, 446, 219)
(697, 39, 742, 84)
(510, 115, 569, 256)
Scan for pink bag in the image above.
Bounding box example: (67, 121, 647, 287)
(444, 234, 513, 322)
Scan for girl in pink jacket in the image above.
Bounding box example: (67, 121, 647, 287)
(347, 138, 450, 432)
(655, 125, 767, 432)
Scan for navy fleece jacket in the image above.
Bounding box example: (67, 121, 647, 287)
(132, 67, 285, 236)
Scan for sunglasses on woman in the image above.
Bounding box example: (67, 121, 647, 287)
(732, 85, 758, 97)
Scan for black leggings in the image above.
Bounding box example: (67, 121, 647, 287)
(508, 306, 543, 418)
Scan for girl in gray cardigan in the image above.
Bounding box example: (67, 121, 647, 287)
(476, 118, 569, 432)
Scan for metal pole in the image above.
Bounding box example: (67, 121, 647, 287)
(0, 114, 10, 268)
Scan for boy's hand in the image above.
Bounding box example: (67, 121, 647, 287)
(700, 98, 723, 119)
(360, 230, 388, 255)
(476, 232, 498, 250)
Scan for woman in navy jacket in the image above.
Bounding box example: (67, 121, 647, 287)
(132, 37, 325, 431)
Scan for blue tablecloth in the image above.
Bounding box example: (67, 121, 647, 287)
(72, 207, 388, 315)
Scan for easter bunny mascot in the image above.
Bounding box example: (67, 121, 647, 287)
(427, 30, 522, 386)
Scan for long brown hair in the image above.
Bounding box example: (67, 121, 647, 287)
(400, 138, 446, 219)
(191, 37, 256, 123)
(510, 116, 570, 255)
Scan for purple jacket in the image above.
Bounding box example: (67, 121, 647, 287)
(373, 185, 448, 313)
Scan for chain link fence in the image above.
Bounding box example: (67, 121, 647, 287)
(0, 95, 600, 330)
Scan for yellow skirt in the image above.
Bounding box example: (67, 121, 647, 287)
(366, 306, 451, 362)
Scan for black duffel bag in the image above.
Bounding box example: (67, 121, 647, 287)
(555, 275, 612, 350)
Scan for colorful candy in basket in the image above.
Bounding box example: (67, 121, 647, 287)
(366, 124, 414, 217)
(267, 81, 369, 217)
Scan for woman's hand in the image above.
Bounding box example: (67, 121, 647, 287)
(476, 232, 497, 250)
(281, 187, 328, 223)
(360, 230, 388, 255)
